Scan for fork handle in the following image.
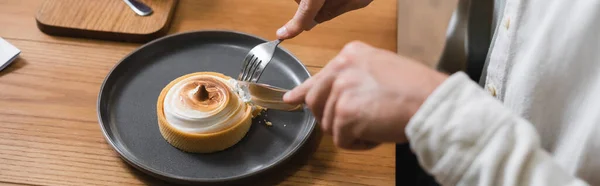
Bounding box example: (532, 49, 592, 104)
(123, 0, 153, 16)
(265, 39, 283, 49)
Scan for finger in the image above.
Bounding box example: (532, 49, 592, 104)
(292, 0, 323, 29)
(304, 72, 336, 123)
(329, 86, 380, 150)
(284, 52, 351, 104)
(283, 69, 325, 104)
(333, 117, 356, 149)
(302, 53, 354, 119)
(321, 70, 353, 136)
(332, 93, 358, 149)
(320, 84, 337, 136)
(277, 0, 325, 39)
(314, 0, 373, 23)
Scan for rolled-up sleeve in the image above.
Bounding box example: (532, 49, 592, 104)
(406, 72, 589, 186)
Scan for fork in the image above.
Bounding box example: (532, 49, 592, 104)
(238, 39, 282, 82)
(123, 0, 153, 16)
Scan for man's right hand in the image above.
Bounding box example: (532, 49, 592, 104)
(277, 0, 372, 39)
(283, 41, 448, 150)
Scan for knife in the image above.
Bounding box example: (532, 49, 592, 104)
(235, 81, 303, 111)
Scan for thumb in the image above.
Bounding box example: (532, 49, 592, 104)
(277, 0, 325, 39)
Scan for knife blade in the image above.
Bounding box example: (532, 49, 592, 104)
(235, 80, 303, 111)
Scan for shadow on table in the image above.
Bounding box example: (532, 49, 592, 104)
(125, 127, 324, 186)
(0, 57, 27, 77)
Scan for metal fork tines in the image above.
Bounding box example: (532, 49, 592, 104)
(238, 39, 282, 82)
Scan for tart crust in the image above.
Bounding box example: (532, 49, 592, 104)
(156, 72, 254, 153)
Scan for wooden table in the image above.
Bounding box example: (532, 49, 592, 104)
(0, 0, 454, 185)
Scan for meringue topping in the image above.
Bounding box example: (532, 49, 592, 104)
(179, 80, 227, 112)
(163, 74, 251, 133)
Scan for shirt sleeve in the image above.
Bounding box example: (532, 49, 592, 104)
(406, 72, 590, 186)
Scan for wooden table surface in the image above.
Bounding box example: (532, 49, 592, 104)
(0, 0, 454, 185)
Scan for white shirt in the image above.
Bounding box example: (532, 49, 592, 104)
(406, 0, 600, 185)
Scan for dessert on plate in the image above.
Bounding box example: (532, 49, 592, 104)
(156, 72, 262, 153)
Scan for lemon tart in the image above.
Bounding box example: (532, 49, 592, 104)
(156, 72, 261, 153)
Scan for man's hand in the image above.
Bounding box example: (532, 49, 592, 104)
(277, 0, 372, 39)
(283, 41, 448, 150)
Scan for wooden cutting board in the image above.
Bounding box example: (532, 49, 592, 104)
(36, 0, 178, 43)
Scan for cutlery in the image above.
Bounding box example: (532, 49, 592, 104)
(123, 0, 153, 16)
(236, 80, 303, 111)
(238, 39, 282, 82)
(235, 39, 303, 111)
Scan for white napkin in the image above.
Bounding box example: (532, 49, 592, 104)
(0, 37, 20, 71)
